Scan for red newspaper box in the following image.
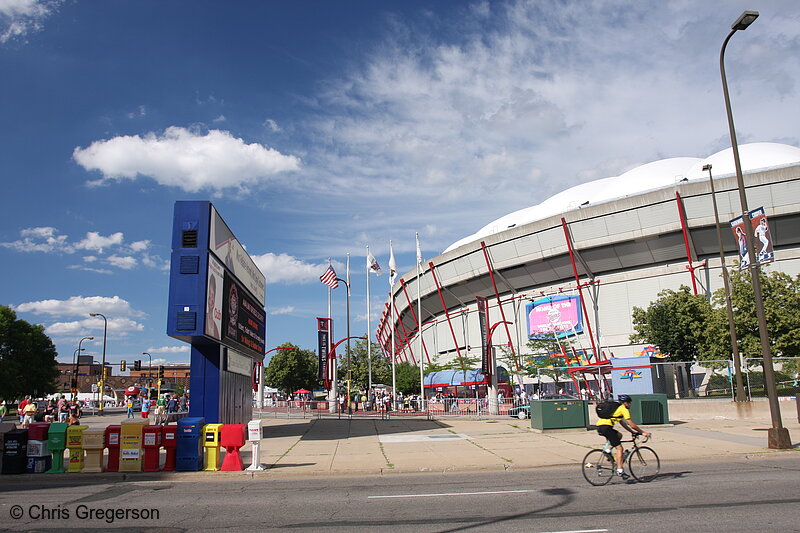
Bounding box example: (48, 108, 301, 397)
(28, 422, 50, 441)
(161, 425, 177, 471)
(104, 425, 122, 472)
(142, 425, 162, 472)
(220, 424, 246, 471)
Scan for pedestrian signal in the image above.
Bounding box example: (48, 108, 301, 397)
(158, 365, 165, 379)
(120, 360, 126, 372)
(133, 360, 142, 371)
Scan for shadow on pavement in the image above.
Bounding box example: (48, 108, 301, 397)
(261, 418, 452, 441)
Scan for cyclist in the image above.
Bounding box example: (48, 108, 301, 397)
(596, 394, 651, 479)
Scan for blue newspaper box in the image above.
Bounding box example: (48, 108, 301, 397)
(176, 417, 205, 472)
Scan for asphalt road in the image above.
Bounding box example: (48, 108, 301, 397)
(1, 455, 798, 532)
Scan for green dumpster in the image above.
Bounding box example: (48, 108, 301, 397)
(530, 400, 589, 430)
(628, 394, 669, 425)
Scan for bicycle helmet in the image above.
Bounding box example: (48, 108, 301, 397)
(618, 394, 632, 403)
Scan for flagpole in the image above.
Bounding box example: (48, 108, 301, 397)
(327, 259, 336, 413)
(417, 233, 424, 411)
(346, 253, 352, 415)
(389, 240, 397, 404)
(366, 245, 372, 391)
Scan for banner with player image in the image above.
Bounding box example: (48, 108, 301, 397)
(730, 207, 774, 271)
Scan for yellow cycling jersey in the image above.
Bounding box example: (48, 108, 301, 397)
(596, 404, 631, 426)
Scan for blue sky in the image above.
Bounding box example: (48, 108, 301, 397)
(2, 0, 799, 369)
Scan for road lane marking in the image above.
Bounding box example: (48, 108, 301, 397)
(539, 530, 608, 533)
(369, 489, 536, 499)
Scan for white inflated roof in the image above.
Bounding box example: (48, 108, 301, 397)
(445, 142, 800, 253)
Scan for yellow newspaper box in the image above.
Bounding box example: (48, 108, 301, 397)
(119, 419, 149, 472)
(66, 425, 88, 473)
(82, 428, 106, 473)
(202, 424, 223, 471)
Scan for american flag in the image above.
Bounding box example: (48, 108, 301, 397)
(320, 265, 339, 289)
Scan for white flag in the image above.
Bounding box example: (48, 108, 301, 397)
(389, 240, 397, 286)
(367, 251, 382, 275)
(416, 232, 423, 265)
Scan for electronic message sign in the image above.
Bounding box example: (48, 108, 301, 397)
(526, 295, 583, 339)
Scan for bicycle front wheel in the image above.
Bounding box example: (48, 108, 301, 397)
(628, 446, 660, 482)
(581, 449, 614, 486)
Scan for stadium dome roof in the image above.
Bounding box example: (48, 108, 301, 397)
(445, 143, 800, 253)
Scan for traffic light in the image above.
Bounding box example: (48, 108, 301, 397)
(133, 360, 141, 371)
(158, 365, 164, 379)
(120, 360, 126, 372)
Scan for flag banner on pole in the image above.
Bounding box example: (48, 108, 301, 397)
(320, 265, 339, 289)
(416, 233, 423, 265)
(389, 241, 397, 286)
(317, 317, 331, 381)
(367, 251, 382, 275)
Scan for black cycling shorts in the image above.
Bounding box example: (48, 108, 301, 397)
(597, 425, 622, 447)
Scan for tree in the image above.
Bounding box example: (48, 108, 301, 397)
(263, 342, 318, 394)
(0, 305, 60, 402)
(630, 286, 713, 363)
(706, 269, 800, 361)
(522, 334, 576, 386)
(395, 361, 421, 394)
(337, 337, 391, 390)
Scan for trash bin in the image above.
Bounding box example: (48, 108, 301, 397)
(142, 425, 162, 472)
(628, 394, 669, 425)
(245, 419, 264, 471)
(176, 417, 205, 472)
(66, 425, 88, 473)
(81, 429, 105, 473)
(26, 422, 51, 473)
(2, 429, 28, 475)
(46, 422, 68, 473)
(220, 424, 246, 471)
(202, 424, 223, 471)
(104, 425, 122, 472)
(119, 419, 148, 472)
(162, 425, 178, 471)
(0, 422, 18, 473)
(530, 400, 589, 431)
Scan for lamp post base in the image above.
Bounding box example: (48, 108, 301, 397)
(767, 427, 793, 449)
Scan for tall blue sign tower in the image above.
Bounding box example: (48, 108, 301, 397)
(166, 201, 266, 424)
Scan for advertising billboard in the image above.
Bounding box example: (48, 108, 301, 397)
(222, 269, 266, 359)
(526, 295, 583, 339)
(209, 205, 266, 305)
(730, 206, 774, 270)
(205, 254, 223, 341)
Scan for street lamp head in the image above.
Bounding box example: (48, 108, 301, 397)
(702, 164, 712, 172)
(84, 336, 95, 341)
(732, 10, 758, 31)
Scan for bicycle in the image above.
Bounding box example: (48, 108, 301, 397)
(581, 434, 660, 486)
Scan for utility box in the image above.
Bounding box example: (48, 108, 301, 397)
(2, 428, 28, 475)
(66, 425, 87, 473)
(162, 425, 178, 471)
(628, 394, 669, 425)
(46, 422, 68, 473)
(530, 400, 589, 431)
(176, 417, 205, 472)
(202, 423, 223, 471)
(119, 419, 148, 472)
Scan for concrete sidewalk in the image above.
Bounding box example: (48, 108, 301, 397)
(4, 411, 798, 480)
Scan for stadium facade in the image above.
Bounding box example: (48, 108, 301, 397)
(376, 143, 800, 374)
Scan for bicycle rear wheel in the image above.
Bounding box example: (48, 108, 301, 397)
(581, 449, 614, 486)
(628, 446, 660, 482)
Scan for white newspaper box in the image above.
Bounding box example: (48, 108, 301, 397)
(245, 419, 264, 471)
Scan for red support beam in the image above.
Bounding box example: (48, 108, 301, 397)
(480, 241, 516, 356)
(400, 278, 431, 364)
(675, 191, 704, 295)
(560, 217, 600, 362)
(428, 261, 462, 359)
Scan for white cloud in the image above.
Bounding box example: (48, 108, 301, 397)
(14, 295, 146, 318)
(252, 252, 334, 285)
(268, 306, 295, 316)
(45, 316, 145, 337)
(264, 118, 282, 132)
(73, 126, 302, 192)
(146, 345, 190, 354)
(1, 226, 69, 252)
(107, 255, 137, 269)
(0, 0, 62, 43)
(212, 114, 226, 123)
(75, 231, 124, 253)
(129, 240, 150, 252)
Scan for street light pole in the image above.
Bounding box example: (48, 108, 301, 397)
(74, 336, 94, 401)
(89, 312, 108, 415)
(335, 275, 352, 414)
(703, 164, 747, 402)
(719, 10, 791, 448)
(142, 352, 153, 387)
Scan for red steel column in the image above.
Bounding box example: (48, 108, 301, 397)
(675, 191, 701, 295)
(400, 278, 431, 363)
(428, 261, 462, 359)
(480, 241, 516, 355)
(560, 217, 599, 361)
